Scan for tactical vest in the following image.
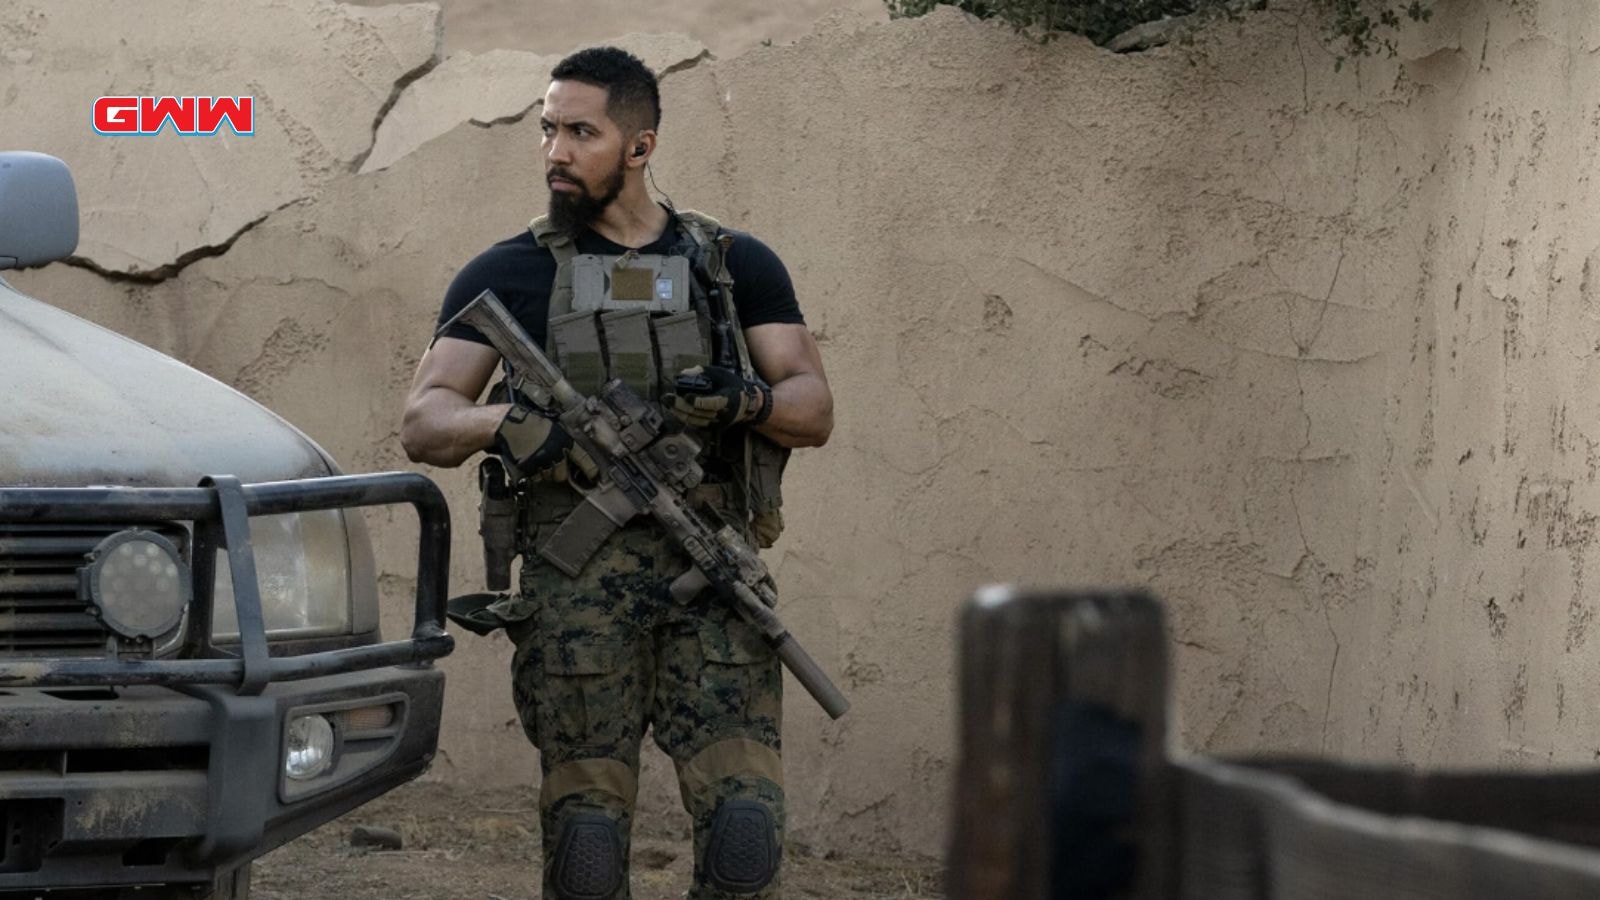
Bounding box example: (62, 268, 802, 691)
(510, 209, 790, 563)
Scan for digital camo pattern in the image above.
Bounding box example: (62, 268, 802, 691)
(502, 525, 785, 899)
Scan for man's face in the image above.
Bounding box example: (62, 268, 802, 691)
(541, 79, 628, 234)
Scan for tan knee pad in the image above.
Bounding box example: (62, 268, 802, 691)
(676, 738, 783, 807)
(542, 757, 640, 811)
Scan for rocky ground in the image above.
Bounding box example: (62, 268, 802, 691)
(252, 781, 945, 900)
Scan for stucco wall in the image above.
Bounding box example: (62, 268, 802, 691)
(5, 0, 1599, 857)
(340, 0, 887, 58)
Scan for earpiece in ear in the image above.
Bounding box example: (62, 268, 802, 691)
(633, 144, 647, 157)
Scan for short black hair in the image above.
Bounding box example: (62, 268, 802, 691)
(550, 46, 661, 135)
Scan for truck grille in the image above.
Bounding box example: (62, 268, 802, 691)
(0, 526, 187, 658)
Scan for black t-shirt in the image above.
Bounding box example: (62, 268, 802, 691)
(434, 211, 804, 349)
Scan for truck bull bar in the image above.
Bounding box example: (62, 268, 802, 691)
(0, 472, 453, 693)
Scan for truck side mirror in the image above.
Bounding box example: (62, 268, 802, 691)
(0, 151, 79, 270)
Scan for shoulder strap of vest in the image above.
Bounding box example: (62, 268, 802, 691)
(675, 210, 753, 380)
(528, 215, 578, 265)
(673, 209, 723, 247)
(529, 215, 578, 317)
(673, 211, 763, 526)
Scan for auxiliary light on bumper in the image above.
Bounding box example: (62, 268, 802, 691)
(81, 529, 190, 640)
(284, 713, 336, 781)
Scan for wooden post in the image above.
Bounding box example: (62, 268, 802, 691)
(947, 587, 1600, 897)
(947, 587, 1175, 899)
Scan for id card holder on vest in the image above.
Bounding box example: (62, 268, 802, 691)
(571, 254, 693, 314)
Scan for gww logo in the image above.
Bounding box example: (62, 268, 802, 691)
(93, 97, 254, 136)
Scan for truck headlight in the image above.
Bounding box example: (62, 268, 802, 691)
(211, 510, 351, 640)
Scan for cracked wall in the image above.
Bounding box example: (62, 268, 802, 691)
(341, 0, 887, 59)
(6, 0, 1600, 858)
(0, 0, 441, 275)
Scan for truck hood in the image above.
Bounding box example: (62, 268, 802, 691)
(0, 278, 334, 487)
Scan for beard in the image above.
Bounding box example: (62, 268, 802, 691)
(547, 153, 626, 237)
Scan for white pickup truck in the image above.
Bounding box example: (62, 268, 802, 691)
(0, 151, 454, 899)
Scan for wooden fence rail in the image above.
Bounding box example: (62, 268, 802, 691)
(946, 587, 1600, 899)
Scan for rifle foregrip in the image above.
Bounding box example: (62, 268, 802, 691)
(771, 632, 850, 719)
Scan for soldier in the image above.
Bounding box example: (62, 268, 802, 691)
(400, 46, 833, 900)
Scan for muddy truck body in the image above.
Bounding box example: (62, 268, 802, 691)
(0, 151, 454, 898)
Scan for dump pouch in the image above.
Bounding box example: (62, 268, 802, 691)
(599, 308, 656, 399)
(747, 435, 790, 548)
(549, 310, 606, 397)
(446, 592, 511, 636)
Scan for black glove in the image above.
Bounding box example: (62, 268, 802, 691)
(493, 403, 572, 479)
(668, 365, 771, 430)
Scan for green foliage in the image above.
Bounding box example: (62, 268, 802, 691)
(1319, 0, 1434, 62)
(884, 0, 1433, 60)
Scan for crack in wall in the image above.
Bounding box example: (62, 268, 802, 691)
(61, 36, 443, 285)
(470, 100, 542, 129)
(62, 197, 310, 285)
(377, 44, 712, 167)
(1289, 488, 1343, 753)
(1296, 237, 1349, 357)
(350, 51, 445, 174)
(1274, 220, 1350, 752)
(1292, 15, 1311, 114)
(660, 48, 713, 77)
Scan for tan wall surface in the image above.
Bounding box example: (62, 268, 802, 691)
(6, 0, 1600, 857)
(341, 0, 887, 59)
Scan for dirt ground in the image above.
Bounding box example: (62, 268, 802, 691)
(252, 781, 945, 900)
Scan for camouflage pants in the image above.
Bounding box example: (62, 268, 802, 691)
(503, 525, 785, 900)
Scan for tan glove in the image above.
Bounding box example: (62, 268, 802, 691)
(493, 404, 572, 479)
(666, 365, 771, 430)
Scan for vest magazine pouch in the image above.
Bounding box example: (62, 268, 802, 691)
(549, 310, 606, 396)
(599, 307, 656, 399)
(653, 311, 711, 380)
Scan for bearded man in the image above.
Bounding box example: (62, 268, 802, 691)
(400, 46, 832, 900)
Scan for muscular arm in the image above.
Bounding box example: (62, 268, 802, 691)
(745, 322, 833, 448)
(400, 337, 511, 467)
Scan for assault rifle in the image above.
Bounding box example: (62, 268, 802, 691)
(443, 290, 850, 719)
